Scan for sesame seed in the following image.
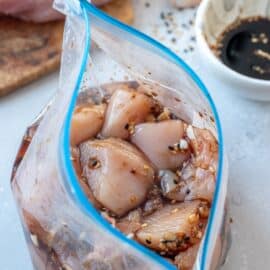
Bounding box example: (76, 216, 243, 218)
(30, 234, 39, 247)
(143, 164, 150, 171)
(188, 213, 199, 224)
(176, 170, 182, 177)
(196, 231, 203, 239)
(179, 139, 189, 150)
(186, 125, 196, 140)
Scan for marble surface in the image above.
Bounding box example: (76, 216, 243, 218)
(0, 1, 270, 269)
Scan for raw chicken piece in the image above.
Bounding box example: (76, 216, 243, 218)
(189, 127, 218, 171)
(171, 0, 201, 8)
(79, 138, 155, 216)
(174, 243, 200, 270)
(162, 127, 218, 202)
(70, 104, 106, 146)
(101, 88, 153, 139)
(181, 162, 216, 202)
(136, 201, 208, 254)
(131, 120, 190, 170)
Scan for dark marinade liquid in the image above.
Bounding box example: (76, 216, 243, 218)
(218, 17, 270, 80)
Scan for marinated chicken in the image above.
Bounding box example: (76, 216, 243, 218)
(80, 138, 155, 216)
(131, 120, 190, 170)
(70, 82, 219, 269)
(136, 201, 208, 254)
(101, 88, 153, 139)
(70, 104, 106, 146)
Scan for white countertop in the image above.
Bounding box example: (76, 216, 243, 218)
(0, 1, 270, 269)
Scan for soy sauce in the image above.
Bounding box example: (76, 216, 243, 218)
(217, 17, 270, 80)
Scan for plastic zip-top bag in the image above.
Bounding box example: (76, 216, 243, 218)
(11, 1, 230, 269)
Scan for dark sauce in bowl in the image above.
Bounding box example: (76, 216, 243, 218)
(216, 17, 270, 80)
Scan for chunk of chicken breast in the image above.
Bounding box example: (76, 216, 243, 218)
(136, 201, 208, 254)
(189, 127, 218, 171)
(70, 104, 106, 146)
(79, 138, 155, 216)
(162, 127, 218, 203)
(131, 120, 190, 170)
(101, 88, 153, 139)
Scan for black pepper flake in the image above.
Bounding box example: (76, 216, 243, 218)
(160, 12, 165, 20)
(189, 46, 194, 52)
(184, 49, 189, 54)
(167, 30, 172, 34)
(191, 36, 196, 42)
(189, 19, 194, 26)
(181, 23, 188, 29)
(198, 223, 204, 229)
(173, 179, 178, 184)
(161, 239, 175, 244)
(186, 189, 191, 195)
(91, 160, 97, 167)
(168, 145, 174, 151)
(130, 169, 136, 174)
(88, 158, 101, 169)
(124, 123, 129, 130)
(171, 37, 177, 43)
(146, 239, 152, 244)
(170, 113, 178, 120)
(164, 21, 169, 27)
(167, 11, 173, 16)
(176, 239, 183, 247)
(184, 236, 190, 242)
(145, 2, 150, 7)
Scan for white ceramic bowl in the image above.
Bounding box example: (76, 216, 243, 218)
(195, 0, 270, 101)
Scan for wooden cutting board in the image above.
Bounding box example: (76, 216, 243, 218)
(0, 0, 134, 97)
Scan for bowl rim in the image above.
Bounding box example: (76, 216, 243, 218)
(195, 0, 270, 87)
